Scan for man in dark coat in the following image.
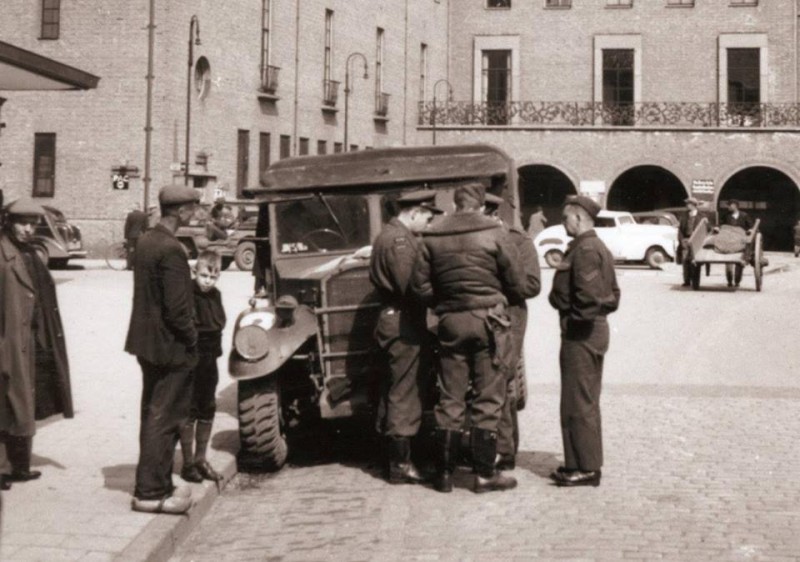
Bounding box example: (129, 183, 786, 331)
(124, 205, 150, 270)
(484, 193, 541, 471)
(721, 199, 754, 287)
(0, 199, 74, 488)
(678, 197, 703, 287)
(125, 184, 200, 514)
(549, 196, 620, 488)
(411, 183, 525, 494)
(370, 190, 442, 484)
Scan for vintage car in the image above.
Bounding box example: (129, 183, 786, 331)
(535, 210, 678, 269)
(32, 205, 87, 268)
(229, 144, 527, 471)
(631, 210, 680, 227)
(175, 203, 261, 270)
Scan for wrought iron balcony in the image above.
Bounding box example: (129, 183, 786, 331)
(375, 92, 390, 118)
(260, 65, 280, 94)
(418, 101, 800, 129)
(323, 79, 340, 107)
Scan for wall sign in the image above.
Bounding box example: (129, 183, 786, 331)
(691, 179, 715, 201)
(112, 173, 130, 190)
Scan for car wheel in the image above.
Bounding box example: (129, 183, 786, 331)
(544, 249, 564, 268)
(234, 241, 256, 271)
(237, 376, 288, 472)
(645, 246, 668, 269)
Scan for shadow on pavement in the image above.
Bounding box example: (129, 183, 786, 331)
(30, 452, 66, 470)
(211, 429, 239, 456)
(516, 450, 561, 480)
(102, 463, 136, 493)
(216, 383, 237, 418)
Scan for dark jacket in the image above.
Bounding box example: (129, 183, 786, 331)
(678, 212, 703, 242)
(549, 230, 620, 326)
(411, 212, 523, 314)
(370, 218, 420, 306)
(124, 210, 149, 241)
(125, 224, 198, 366)
(721, 211, 754, 231)
(0, 234, 73, 436)
(506, 225, 541, 306)
(194, 283, 226, 357)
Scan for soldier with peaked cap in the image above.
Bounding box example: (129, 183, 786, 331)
(370, 189, 442, 484)
(483, 193, 541, 471)
(0, 199, 74, 490)
(549, 195, 620, 488)
(125, 184, 200, 514)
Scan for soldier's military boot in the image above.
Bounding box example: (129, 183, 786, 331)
(472, 428, 517, 494)
(433, 429, 460, 493)
(5, 436, 42, 482)
(386, 437, 425, 485)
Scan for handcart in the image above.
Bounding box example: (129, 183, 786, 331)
(686, 218, 765, 291)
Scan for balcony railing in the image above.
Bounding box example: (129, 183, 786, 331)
(323, 79, 340, 107)
(260, 65, 280, 94)
(375, 92, 390, 117)
(419, 101, 800, 129)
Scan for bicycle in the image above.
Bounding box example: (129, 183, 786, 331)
(104, 241, 129, 271)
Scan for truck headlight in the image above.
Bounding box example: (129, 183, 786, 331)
(234, 311, 276, 361)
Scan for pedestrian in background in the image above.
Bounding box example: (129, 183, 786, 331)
(678, 197, 703, 287)
(793, 219, 800, 257)
(123, 204, 150, 270)
(370, 190, 442, 485)
(483, 193, 541, 471)
(549, 196, 620, 488)
(125, 185, 200, 514)
(412, 183, 524, 494)
(526, 205, 547, 239)
(0, 199, 74, 489)
(721, 199, 754, 287)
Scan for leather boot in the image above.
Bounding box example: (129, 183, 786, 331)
(433, 429, 460, 493)
(471, 428, 516, 494)
(6, 436, 41, 482)
(386, 437, 424, 484)
(179, 422, 202, 483)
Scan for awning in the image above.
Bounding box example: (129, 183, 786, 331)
(0, 40, 99, 91)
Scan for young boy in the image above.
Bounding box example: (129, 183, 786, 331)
(180, 250, 227, 483)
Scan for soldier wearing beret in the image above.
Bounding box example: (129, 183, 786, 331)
(0, 199, 74, 490)
(125, 185, 200, 514)
(549, 196, 620, 487)
(370, 190, 442, 484)
(483, 193, 541, 471)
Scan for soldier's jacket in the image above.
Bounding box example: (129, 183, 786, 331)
(506, 225, 541, 306)
(369, 218, 420, 308)
(549, 230, 620, 325)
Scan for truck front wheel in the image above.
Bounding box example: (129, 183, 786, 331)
(237, 376, 288, 472)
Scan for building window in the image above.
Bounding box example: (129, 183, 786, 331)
(419, 43, 428, 101)
(603, 49, 634, 125)
(299, 137, 309, 155)
(545, 0, 571, 7)
(317, 140, 327, 155)
(666, 0, 693, 5)
(727, 48, 760, 123)
(487, 0, 511, 8)
(482, 50, 511, 125)
(32, 133, 56, 197)
(730, 0, 757, 5)
(350, 144, 359, 152)
(237, 130, 250, 196)
(323, 9, 335, 104)
(194, 57, 211, 100)
(607, 0, 633, 6)
(280, 135, 291, 159)
(261, 0, 272, 90)
(258, 132, 271, 186)
(40, 0, 60, 40)
(375, 28, 385, 111)
(334, 142, 343, 153)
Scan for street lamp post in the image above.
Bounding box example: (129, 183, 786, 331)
(184, 15, 201, 186)
(432, 79, 453, 146)
(344, 52, 368, 151)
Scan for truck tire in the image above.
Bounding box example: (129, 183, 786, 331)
(237, 377, 288, 472)
(234, 241, 256, 271)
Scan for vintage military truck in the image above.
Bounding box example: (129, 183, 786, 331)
(229, 144, 528, 471)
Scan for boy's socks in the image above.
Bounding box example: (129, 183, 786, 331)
(179, 421, 196, 466)
(194, 419, 213, 461)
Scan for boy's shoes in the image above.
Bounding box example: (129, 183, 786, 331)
(180, 464, 203, 483)
(0, 475, 11, 490)
(131, 488, 192, 515)
(195, 460, 223, 482)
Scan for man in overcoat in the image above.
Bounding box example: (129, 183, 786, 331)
(124, 205, 150, 270)
(678, 197, 703, 287)
(0, 199, 74, 488)
(125, 185, 199, 514)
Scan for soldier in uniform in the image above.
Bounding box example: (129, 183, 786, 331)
(678, 197, 703, 287)
(370, 190, 442, 484)
(411, 183, 524, 494)
(483, 193, 541, 470)
(549, 196, 620, 488)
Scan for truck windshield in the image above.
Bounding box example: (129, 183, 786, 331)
(275, 193, 370, 254)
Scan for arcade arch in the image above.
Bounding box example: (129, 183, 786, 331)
(517, 164, 577, 229)
(607, 165, 687, 212)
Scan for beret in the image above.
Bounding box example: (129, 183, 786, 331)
(564, 195, 601, 219)
(684, 197, 700, 206)
(158, 184, 201, 206)
(397, 189, 444, 214)
(4, 198, 46, 217)
(484, 193, 504, 208)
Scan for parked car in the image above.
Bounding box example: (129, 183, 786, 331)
(32, 205, 87, 269)
(535, 210, 678, 269)
(631, 210, 680, 227)
(175, 203, 261, 271)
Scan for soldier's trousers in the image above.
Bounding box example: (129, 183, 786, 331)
(559, 317, 609, 473)
(497, 305, 528, 457)
(435, 310, 505, 432)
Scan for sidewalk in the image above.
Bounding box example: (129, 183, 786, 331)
(1, 263, 251, 561)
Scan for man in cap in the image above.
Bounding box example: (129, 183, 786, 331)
(721, 199, 754, 288)
(548, 195, 620, 487)
(370, 189, 442, 484)
(483, 193, 541, 471)
(411, 182, 525, 494)
(125, 184, 200, 514)
(678, 197, 703, 287)
(0, 199, 74, 490)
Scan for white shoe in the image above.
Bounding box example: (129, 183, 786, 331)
(131, 493, 192, 514)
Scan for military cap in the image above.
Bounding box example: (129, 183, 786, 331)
(454, 183, 486, 209)
(4, 198, 46, 217)
(397, 189, 444, 214)
(685, 196, 700, 206)
(484, 193, 504, 208)
(158, 184, 201, 206)
(564, 195, 601, 219)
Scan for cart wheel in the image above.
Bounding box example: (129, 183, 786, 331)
(691, 264, 702, 290)
(754, 232, 763, 292)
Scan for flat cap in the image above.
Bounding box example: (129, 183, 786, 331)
(397, 189, 444, 214)
(564, 195, 601, 219)
(158, 184, 200, 206)
(685, 196, 700, 206)
(454, 183, 486, 209)
(4, 198, 46, 217)
(484, 193, 504, 208)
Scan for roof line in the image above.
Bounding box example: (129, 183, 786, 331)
(0, 40, 100, 90)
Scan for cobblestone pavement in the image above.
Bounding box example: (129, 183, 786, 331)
(173, 258, 800, 562)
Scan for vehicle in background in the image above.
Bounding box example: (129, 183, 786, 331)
(631, 210, 680, 227)
(535, 210, 678, 269)
(175, 203, 261, 271)
(33, 205, 87, 269)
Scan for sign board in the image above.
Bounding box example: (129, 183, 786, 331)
(579, 180, 606, 195)
(691, 179, 715, 202)
(112, 173, 129, 191)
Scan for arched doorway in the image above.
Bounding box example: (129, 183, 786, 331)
(718, 167, 800, 251)
(517, 164, 577, 229)
(607, 165, 687, 212)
